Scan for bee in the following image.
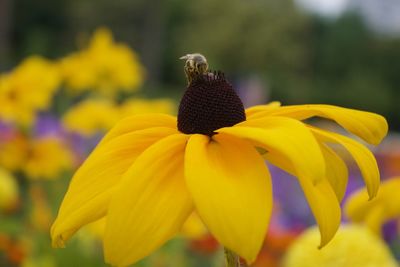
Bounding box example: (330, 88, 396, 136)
(180, 53, 209, 85)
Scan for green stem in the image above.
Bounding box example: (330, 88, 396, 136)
(224, 248, 241, 267)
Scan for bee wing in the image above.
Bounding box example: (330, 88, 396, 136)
(180, 55, 190, 60)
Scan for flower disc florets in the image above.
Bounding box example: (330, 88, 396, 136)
(177, 72, 246, 136)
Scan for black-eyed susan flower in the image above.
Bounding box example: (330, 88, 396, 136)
(345, 177, 400, 235)
(282, 225, 398, 267)
(51, 53, 387, 266)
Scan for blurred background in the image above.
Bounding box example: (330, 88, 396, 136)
(0, 0, 400, 266)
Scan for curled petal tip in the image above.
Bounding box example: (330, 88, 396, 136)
(318, 240, 328, 250)
(369, 188, 379, 201)
(52, 236, 66, 248)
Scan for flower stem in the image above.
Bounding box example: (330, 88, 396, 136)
(224, 247, 241, 267)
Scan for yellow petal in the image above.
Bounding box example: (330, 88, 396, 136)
(257, 104, 388, 145)
(245, 101, 281, 119)
(344, 187, 372, 223)
(320, 142, 348, 201)
(345, 177, 400, 234)
(51, 127, 177, 247)
(255, 144, 341, 247)
(218, 117, 325, 184)
(311, 127, 380, 199)
(100, 113, 177, 145)
(52, 191, 114, 248)
(363, 206, 385, 235)
(298, 175, 341, 248)
(104, 134, 192, 266)
(185, 134, 272, 264)
(345, 192, 384, 235)
(217, 119, 340, 247)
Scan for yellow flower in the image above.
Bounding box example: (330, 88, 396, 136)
(0, 133, 28, 171)
(23, 137, 73, 180)
(63, 98, 175, 136)
(58, 53, 96, 92)
(0, 133, 73, 180)
(345, 177, 400, 234)
(0, 56, 60, 126)
(0, 168, 19, 212)
(283, 224, 397, 267)
(62, 99, 120, 136)
(119, 98, 176, 118)
(51, 71, 387, 266)
(60, 28, 144, 96)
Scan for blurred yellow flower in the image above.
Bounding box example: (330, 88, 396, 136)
(0, 56, 60, 126)
(62, 99, 120, 136)
(0, 133, 74, 180)
(0, 168, 19, 212)
(60, 27, 144, 96)
(345, 177, 400, 235)
(59, 53, 96, 92)
(23, 137, 73, 180)
(63, 98, 175, 136)
(0, 133, 28, 171)
(283, 225, 398, 267)
(119, 98, 176, 118)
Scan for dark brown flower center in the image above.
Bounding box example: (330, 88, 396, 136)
(177, 72, 246, 136)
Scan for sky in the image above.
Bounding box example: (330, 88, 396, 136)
(295, 0, 348, 17)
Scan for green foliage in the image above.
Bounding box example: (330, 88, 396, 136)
(306, 13, 400, 128)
